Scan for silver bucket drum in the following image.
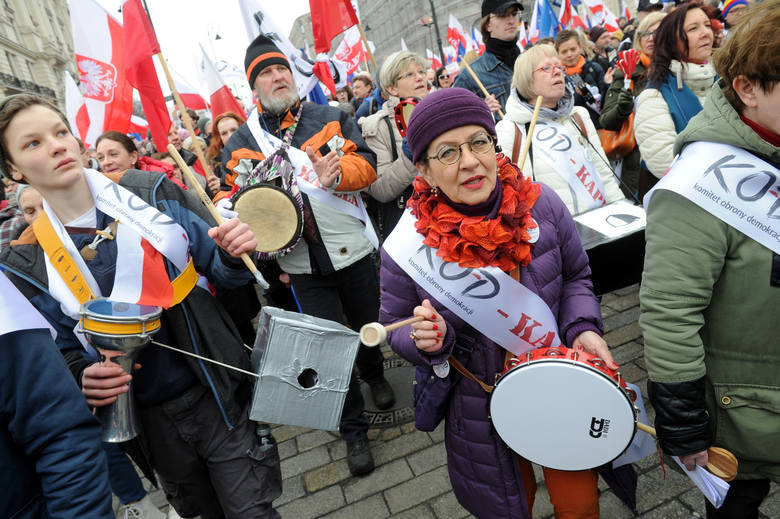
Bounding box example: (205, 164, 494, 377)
(250, 307, 361, 431)
(78, 299, 162, 442)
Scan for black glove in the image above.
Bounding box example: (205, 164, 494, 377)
(648, 376, 713, 456)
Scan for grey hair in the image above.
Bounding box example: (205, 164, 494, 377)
(379, 50, 427, 97)
(512, 44, 559, 100)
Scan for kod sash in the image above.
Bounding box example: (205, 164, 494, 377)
(39, 168, 205, 321)
(0, 271, 55, 339)
(383, 210, 562, 356)
(528, 119, 607, 213)
(645, 141, 780, 255)
(247, 107, 378, 248)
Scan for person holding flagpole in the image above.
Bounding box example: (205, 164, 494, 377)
(0, 94, 282, 519)
(220, 34, 392, 477)
(452, 0, 524, 118)
(640, 3, 780, 516)
(379, 87, 615, 519)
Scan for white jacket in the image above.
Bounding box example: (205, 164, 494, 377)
(359, 96, 418, 203)
(496, 92, 625, 215)
(634, 60, 716, 178)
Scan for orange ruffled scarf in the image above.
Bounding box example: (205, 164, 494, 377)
(408, 155, 541, 271)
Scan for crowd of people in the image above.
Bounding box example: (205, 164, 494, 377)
(0, 0, 778, 518)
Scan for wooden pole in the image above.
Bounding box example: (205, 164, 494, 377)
(166, 144, 268, 289)
(461, 60, 505, 119)
(357, 22, 377, 70)
(155, 52, 219, 188)
(516, 95, 543, 170)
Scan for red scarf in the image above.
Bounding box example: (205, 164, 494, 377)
(407, 155, 540, 271)
(739, 115, 780, 147)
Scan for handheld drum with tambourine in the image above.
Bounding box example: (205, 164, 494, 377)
(231, 184, 304, 259)
(490, 347, 639, 471)
(394, 97, 421, 138)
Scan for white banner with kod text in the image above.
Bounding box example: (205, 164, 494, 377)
(645, 141, 780, 255)
(383, 210, 562, 355)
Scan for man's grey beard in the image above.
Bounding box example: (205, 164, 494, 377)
(257, 83, 299, 116)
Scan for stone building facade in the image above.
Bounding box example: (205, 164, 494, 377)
(0, 0, 76, 108)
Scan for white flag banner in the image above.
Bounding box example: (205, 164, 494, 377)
(645, 141, 780, 255)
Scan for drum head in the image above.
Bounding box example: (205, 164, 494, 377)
(489, 360, 636, 471)
(80, 299, 162, 338)
(233, 184, 303, 254)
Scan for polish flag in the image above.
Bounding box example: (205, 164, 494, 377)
(333, 26, 369, 76)
(111, 227, 173, 307)
(518, 24, 529, 49)
(426, 48, 442, 70)
(309, 0, 358, 97)
(199, 45, 246, 120)
(128, 115, 148, 136)
(122, 0, 170, 153)
(64, 71, 90, 143)
(582, 0, 621, 31)
(447, 14, 470, 60)
(559, 0, 588, 30)
(172, 74, 208, 111)
(68, 0, 134, 147)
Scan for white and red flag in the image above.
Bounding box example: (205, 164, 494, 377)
(128, 115, 149, 136)
(309, 0, 358, 96)
(172, 72, 208, 111)
(426, 48, 442, 70)
(559, 0, 588, 30)
(333, 26, 368, 76)
(68, 0, 134, 147)
(122, 0, 170, 153)
(199, 45, 247, 120)
(447, 14, 470, 59)
(64, 71, 90, 143)
(471, 28, 486, 55)
(582, 0, 621, 31)
(518, 23, 529, 49)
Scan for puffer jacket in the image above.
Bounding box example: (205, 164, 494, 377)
(634, 60, 716, 178)
(221, 101, 377, 275)
(380, 183, 603, 518)
(640, 80, 780, 481)
(496, 90, 625, 215)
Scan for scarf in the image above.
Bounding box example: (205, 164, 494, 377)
(639, 53, 651, 69)
(566, 55, 586, 77)
(486, 37, 521, 69)
(517, 84, 576, 121)
(407, 155, 540, 271)
(739, 114, 780, 147)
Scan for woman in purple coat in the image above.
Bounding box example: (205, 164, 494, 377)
(379, 88, 616, 519)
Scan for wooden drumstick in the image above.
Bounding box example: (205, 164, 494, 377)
(166, 145, 269, 289)
(516, 95, 543, 170)
(359, 316, 425, 347)
(636, 422, 738, 482)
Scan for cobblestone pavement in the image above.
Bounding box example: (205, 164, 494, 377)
(143, 284, 779, 519)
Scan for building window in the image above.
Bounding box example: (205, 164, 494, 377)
(5, 51, 18, 77)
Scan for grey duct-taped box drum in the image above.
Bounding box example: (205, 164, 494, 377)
(250, 307, 361, 430)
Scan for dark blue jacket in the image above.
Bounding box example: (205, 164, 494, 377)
(1, 328, 113, 518)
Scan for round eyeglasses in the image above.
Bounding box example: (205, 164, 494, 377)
(425, 133, 496, 165)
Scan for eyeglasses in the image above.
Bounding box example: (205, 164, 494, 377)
(639, 30, 655, 38)
(425, 133, 496, 165)
(396, 70, 426, 82)
(533, 64, 567, 75)
(438, 74, 450, 79)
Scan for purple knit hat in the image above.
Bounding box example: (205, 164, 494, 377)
(406, 87, 496, 163)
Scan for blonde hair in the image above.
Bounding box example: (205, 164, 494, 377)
(379, 51, 426, 97)
(633, 12, 666, 54)
(512, 44, 559, 100)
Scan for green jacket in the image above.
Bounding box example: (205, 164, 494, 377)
(640, 80, 780, 481)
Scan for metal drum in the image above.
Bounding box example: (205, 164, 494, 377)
(78, 299, 162, 442)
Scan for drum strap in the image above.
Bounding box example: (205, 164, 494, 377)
(33, 210, 199, 307)
(447, 268, 522, 394)
(33, 210, 95, 304)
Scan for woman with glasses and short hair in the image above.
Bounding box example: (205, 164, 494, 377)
(379, 87, 614, 519)
(496, 44, 624, 216)
(359, 50, 431, 241)
(433, 66, 453, 89)
(599, 11, 666, 198)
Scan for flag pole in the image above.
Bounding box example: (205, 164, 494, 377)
(140, 0, 218, 187)
(356, 22, 377, 70)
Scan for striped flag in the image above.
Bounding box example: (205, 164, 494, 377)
(68, 0, 134, 146)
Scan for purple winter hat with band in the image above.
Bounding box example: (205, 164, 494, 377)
(406, 87, 496, 163)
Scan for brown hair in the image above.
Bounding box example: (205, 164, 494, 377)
(206, 112, 245, 161)
(0, 94, 70, 182)
(480, 15, 491, 42)
(96, 130, 137, 156)
(352, 74, 373, 89)
(647, 2, 709, 85)
(713, 0, 780, 112)
(554, 30, 581, 51)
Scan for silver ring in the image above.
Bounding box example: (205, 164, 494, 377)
(409, 331, 418, 341)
